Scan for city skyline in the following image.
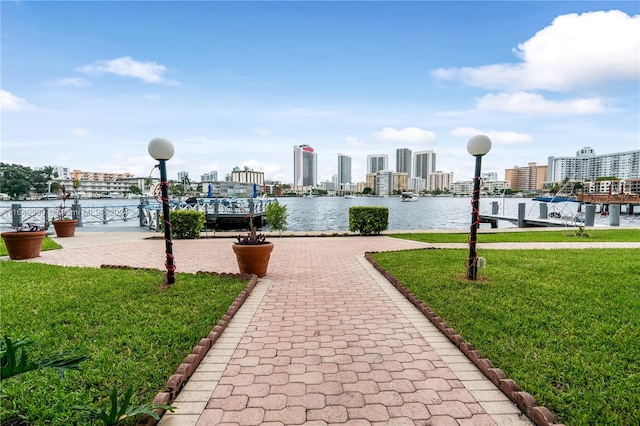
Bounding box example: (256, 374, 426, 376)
(2, 2, 639, 184)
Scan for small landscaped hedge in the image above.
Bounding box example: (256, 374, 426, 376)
(168, 210, 205, 239)
(349, 206, 389, 235)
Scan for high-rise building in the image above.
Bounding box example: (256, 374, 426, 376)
(408, 177, 426, 193)
(396, 148, 412, 176)
(231, 167, 264, 185)
(547, 147, 640, 182)
(414, 150, 436, 190)
(201, 171, 218, 182)
(337, 153, 352, 189)
(367, 154, 388, 174)
(505, 162, 547, 191)
(429, 171, 454, 192)
(293, 145, 317, 189)
(375, 170, 394, 196)
(393, 172, 409, 193)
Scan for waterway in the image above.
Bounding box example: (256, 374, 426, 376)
(2, 196, 639, 232)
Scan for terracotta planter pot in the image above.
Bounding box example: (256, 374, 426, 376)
(52, 219, 78, 237)
(1, 230, 46, 260)
(232, 242, 274, 277)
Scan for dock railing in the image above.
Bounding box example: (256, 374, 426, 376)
(0, 203, 142, 229)
(1, 198, 271, 231)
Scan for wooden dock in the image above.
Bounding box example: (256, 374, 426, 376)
(480, 202, 586, 228)
(578, 194, 640, 214)
(480, 214, 581, 228)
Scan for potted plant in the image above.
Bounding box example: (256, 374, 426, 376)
(1, 223, 47, 260)
(51, 184, 78, 237)
(232, 214, 274, 277)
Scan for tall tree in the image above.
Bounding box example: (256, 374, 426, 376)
(0, 163, 32, 198)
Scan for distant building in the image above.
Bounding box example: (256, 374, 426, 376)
(547, 147, 640, 182)
(450, 181, 474, 196)
(201, 171, 218, 182)
(231, 167, 264, 186)
(367, 154, 388, 174)
(337, 153, 352, 189)
(428, 171, 454, 192)
(37, 165, 72, 180)
(482, 172, 498, 181)
(414, 150, 436, 190)
(375, 170, 394, 196)
(484, 180, 510, 195)
(408, 177, 426, 193)
(293, 145, 317, 189)
(505, 162, 547, 192)
(393, 172, 409, 193)
(396, 148, 412, 176)
(71, 169, 134, 182)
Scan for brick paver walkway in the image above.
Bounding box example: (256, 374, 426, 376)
(26, 232, 535, 425)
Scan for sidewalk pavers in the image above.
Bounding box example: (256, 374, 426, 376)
(29, 233, 534, 425)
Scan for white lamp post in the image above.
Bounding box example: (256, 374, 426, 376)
(148, 137, 176, 285)
(467, 135, 491, 280)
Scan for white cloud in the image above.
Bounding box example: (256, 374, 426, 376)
(1, 89, 31, 111)
(51, 77, 91, 87)
(374, 127, 436, 144)
(477, 92, 605, 114)
(76, 56, 171, 84)
(450, 127, 533, 145)
(70, 128, 89, 137)
(433, 10, 640, 92)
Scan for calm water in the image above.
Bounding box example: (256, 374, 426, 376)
(2, 196, 639, 231)
(275, 196, 640, 231)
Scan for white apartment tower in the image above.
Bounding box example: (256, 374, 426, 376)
(547, 147, 640, 182)
(293, 145, 317, 189)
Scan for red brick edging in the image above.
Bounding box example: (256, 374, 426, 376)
(364, 252, 565, 426)
(99, 265, 258, 426)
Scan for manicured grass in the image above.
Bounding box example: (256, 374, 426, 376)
(0, 262, 248, 425)
(0, 236, 62, 257)
(369, 248, 640, 425)
(389, 227, 640, 243)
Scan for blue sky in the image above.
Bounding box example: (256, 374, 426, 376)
(2, 1, 639, 184)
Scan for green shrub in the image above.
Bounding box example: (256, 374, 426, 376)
(168, 210, 205, 239)
(265, 201, 288, 235)
(348, 206, 388, 235)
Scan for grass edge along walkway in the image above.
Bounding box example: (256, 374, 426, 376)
(0, 262, 250, 425)
(368, 247, 639, 426)
(388, 227, 640, 243)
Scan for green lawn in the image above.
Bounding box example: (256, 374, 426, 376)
(0, 262, 248, 425)
(388, 228, 640, 243)
(369, 248, 639, 425)
(0, 236, 61, 257)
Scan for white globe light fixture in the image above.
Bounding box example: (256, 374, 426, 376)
(148, 137, 176, 285)
(148, 137, 175, 161)
(466, 134, 492, 280)
(467, 134, 492, 157)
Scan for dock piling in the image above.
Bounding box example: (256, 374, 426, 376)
(609, 204, 620, 226)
